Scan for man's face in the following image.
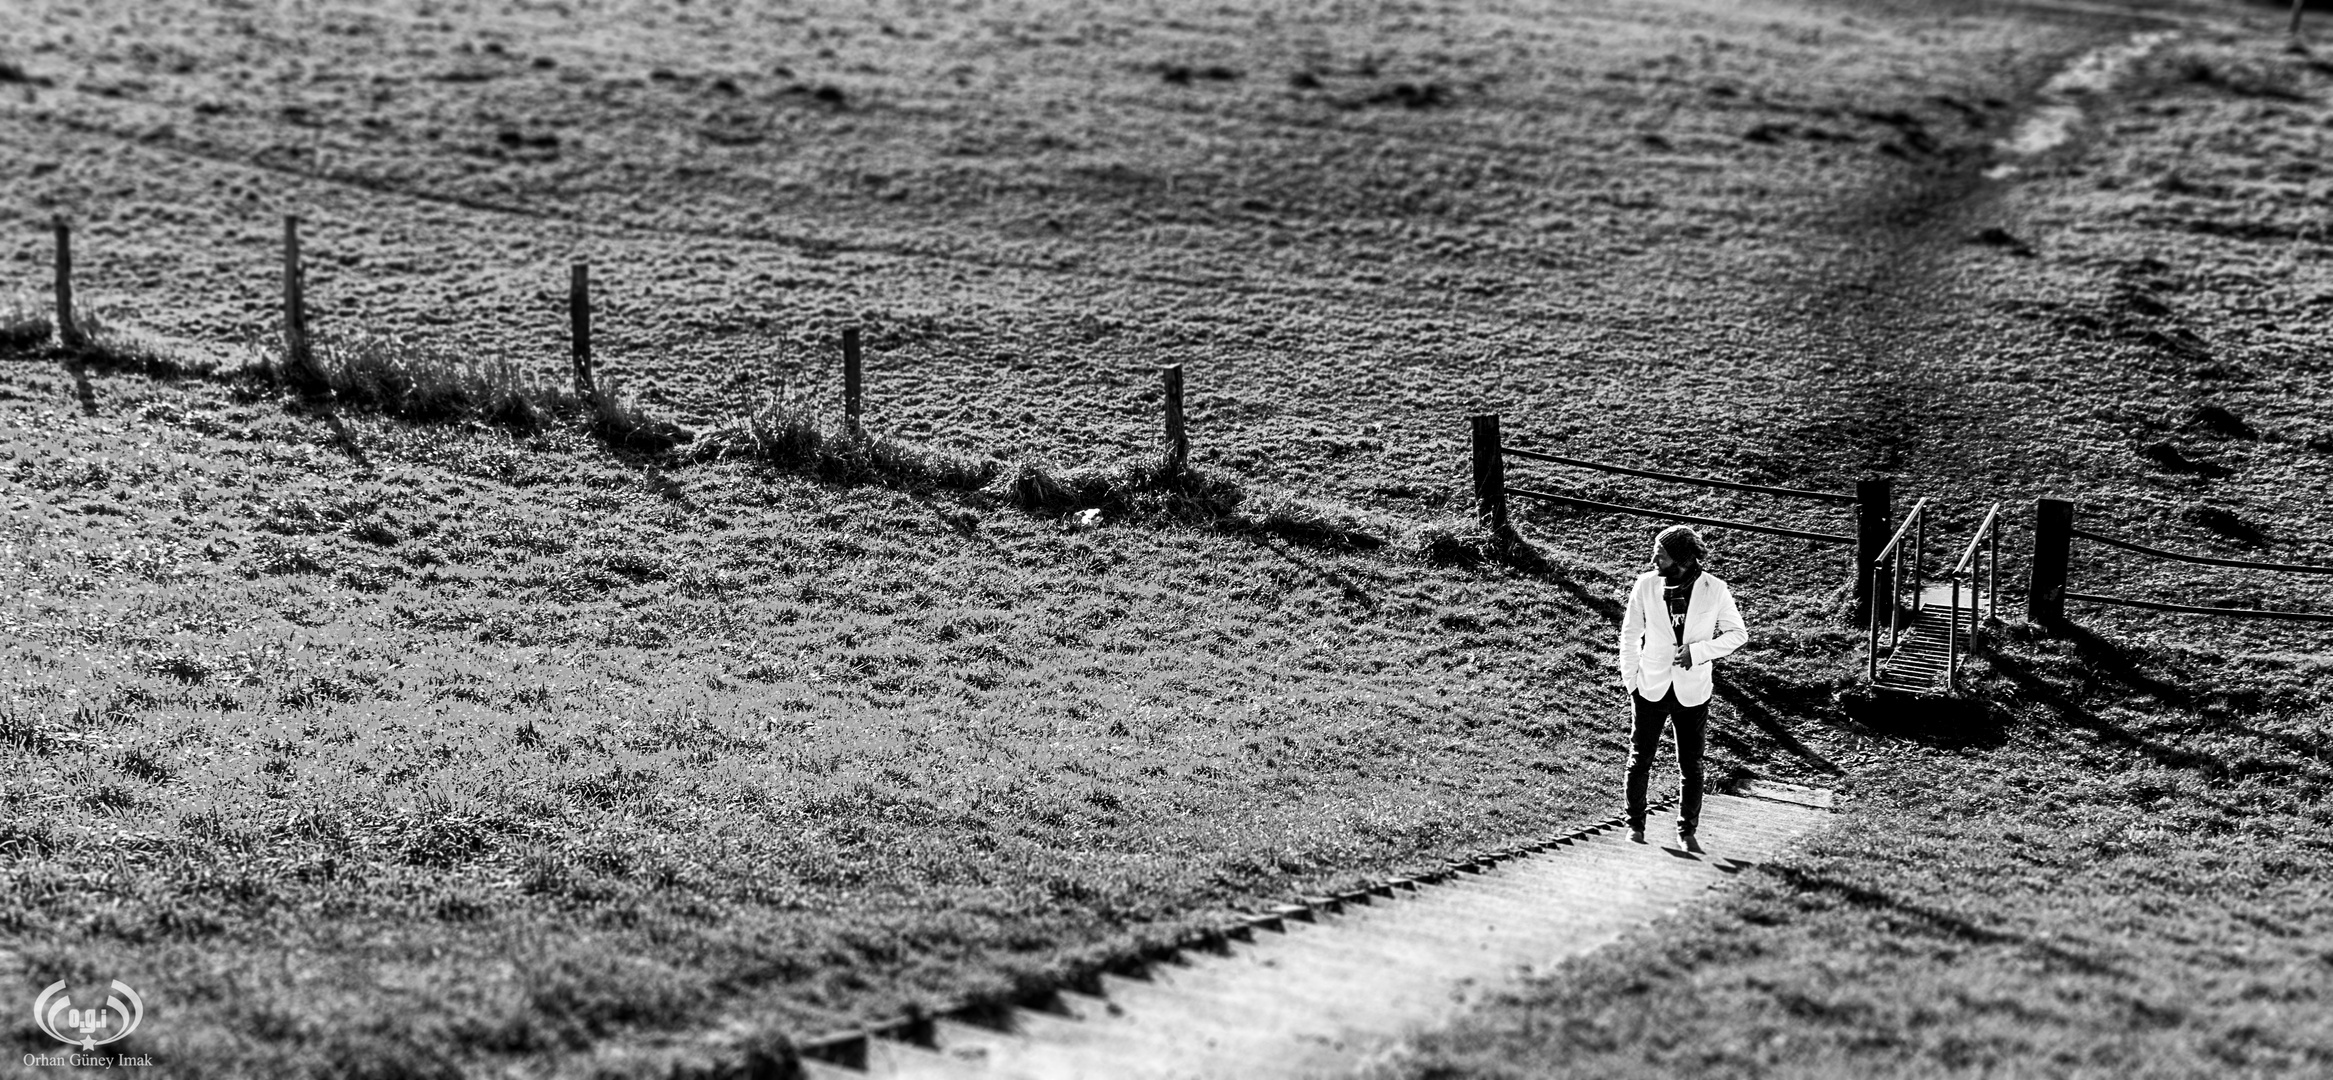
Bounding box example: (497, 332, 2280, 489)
(1655, 548, 1679, 579)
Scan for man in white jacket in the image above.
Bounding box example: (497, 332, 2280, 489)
(1618, 525, 1747, 849)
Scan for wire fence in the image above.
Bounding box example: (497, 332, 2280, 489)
(2032, 497, 2333, 624)
(1468, 414, 1889, 610)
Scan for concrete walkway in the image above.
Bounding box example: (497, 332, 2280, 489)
(805, 791, 1832, 1080)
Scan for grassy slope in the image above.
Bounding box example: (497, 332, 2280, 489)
(1, 360, 1676, 1076)
(1386, 16, 2333, 1080)
(3, 0, 2304, 1076)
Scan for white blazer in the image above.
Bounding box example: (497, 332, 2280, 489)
(1618, 570, 1747, 708)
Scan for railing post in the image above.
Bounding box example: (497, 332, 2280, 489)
(1911, 504, 1926, 621)
(53, 217, 82, 349)
(843, 325, 864, 434)
(1988, 517, 2000, 625)
(1469, 414, 1509, 540)
(1160, 362, 1186, 471)
(569, 262, 595, 404)
(1889, 544, 1905, 652)
(283, 214, 318, 392)
(1867, 567, 1882, 683)
(1949, 575, 1961, 692)
(2030, 497, 2073, 628)
(1856, 477, 1891, 624)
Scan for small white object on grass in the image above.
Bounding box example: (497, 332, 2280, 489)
(1069, 508, 1103, 530)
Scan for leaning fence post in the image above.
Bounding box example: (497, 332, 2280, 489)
(1469, 414, 1509, 539)
(842, 325, 863, 433)
(1855, 476, 1892, 624)
(52, 217, 81, 349)
(569, 262, 595, 404)
(283, 214, 316, 389)
(2030, 497, 2073, 627)
(1161, 363, 1187, 470)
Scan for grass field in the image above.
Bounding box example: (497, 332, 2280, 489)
(4, 0, 2333, 1077)
(1381, 15, 2333, 1080)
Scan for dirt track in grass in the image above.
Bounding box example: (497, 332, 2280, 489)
(7, 0, 2333, 1076)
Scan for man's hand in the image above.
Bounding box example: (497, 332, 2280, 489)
(1674, 643, 1692, 668)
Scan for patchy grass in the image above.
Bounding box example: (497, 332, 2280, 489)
(1376, 625, 2333, 1079)
(0, 295, 48, 352)
(300, 330, 581, 432)
(7, 1, 2329, 1078)
(1379, 24, 2333, 1080)
(694, 394, 999, 492)
(2, 358, 1861, 1077)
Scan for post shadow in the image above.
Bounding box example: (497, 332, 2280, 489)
(1769, 866, 2132, 980)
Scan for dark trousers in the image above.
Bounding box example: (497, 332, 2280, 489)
(1627, 687, 1707, 835)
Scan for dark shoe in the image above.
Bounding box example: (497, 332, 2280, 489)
(1629, 827, 1647, 844)
(1678, 832, 1703, 854)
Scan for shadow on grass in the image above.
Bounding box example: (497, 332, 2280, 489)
(1240, 531, 1385, 614)
(1769, 866, 2132, 979)
(1837, 687, 2008, 750)
(1991, 626, 2326, 783)
(66, 353, 97, 415)
(1719, 668, 1850, 772)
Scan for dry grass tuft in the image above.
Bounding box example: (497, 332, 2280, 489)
(289, 331, 690, 449)
(13, 306, 227, 379)
(1003, 455, 1234, 518)
(1411, 519, 1505, 567)
(1004, 454, 1391, 549)
(694, 396, 998, 491)
(304, 332, 574, 428)
(0, 299, 49, 354)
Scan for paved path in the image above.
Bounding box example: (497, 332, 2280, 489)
(805, 791, 1832, 1080)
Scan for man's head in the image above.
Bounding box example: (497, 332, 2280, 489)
(1653, 525, 1708, 582)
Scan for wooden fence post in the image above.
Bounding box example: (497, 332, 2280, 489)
(569, 262, 595, 403)
(1855, 476, 1891, 624)
(1161, 363, 1187, 470)
(1469, 414, 1509, 539)
(283, 214, 315, 388)
(53, 217, 81, 349)
(2030, 496, 2073, 628)
(842, 325, 863, 432)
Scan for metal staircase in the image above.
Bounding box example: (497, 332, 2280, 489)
(1874, 586, 1975, 695)
(1868, 503, 2002, 697)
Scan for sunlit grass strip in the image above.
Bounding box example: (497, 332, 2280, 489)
(13, 295, 1401, 552)
(297, 331, 691, 448)
(302, 331, 580, 430)
(691, 397, 999, 491)
(0, 296, 49, 353)
(1008, 454, 1390, 550)
(0, 301, 229, 381)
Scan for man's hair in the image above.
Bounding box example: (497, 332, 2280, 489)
(1654, 525, 1709, 566)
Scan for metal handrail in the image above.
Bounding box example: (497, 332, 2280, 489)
(1871, 498, 1929, 567)
(1952, 503, 2002, 578)
(1867, 498, 1930, 683)
(1948, 503, 2003, 692)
